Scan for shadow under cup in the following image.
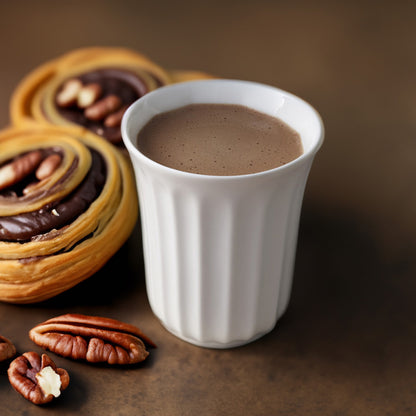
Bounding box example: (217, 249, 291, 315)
(121, 79, 324, 348)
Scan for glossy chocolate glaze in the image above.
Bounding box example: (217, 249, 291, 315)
(0, 149, 106, 242)
(55, 68, 152, 144)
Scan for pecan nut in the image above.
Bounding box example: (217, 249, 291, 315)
(29, 313, 156, 365)
(104, 104, 129, 128)
(8, 351, 69, 405)
(35, 153, 62, 181)
(56, 78, 83, 107)
(77, 83, 103, 108)
(0, 150, 42, 191)
(0, 335, 16, 361)
(84, 95, 122, 121)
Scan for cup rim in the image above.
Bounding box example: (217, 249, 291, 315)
(121, 79, 324, 180)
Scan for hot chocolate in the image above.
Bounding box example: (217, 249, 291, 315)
(135, 103, 303, 176)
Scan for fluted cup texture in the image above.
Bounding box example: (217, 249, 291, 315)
(122, 80, 324, 348)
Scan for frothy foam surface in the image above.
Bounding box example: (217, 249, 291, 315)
(136, 103, 303, 176)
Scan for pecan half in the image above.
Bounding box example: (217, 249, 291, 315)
(29, 314, 156, 365)
(104, 104, 129, 128)
(8, 351, 69, 405)
(0, 335, 16, 362)
(77, 83, 103, 108)
(0, 150, 42, 191)
(56, 78, 83, 107)
(35, 153, 62, 180)
(84, 95, 122, 121)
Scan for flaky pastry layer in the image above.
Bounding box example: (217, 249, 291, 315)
(0, 125, 138, 303)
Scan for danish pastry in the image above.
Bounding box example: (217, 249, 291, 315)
(10, 47, 213, 147)
(0, 124, 138, 303)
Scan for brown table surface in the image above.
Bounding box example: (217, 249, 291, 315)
(0, 1, 415, 415)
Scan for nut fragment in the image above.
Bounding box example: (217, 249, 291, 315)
(77, 83, 103, 108)
(36, 366, 62, 398)
(0, 335, 16, 361)
(84, 95, 122, 121)
(29, 313, 156, 365)
(35, 153, 62, 180)
(104, 105, 129, 128)
(56, 78, 83, 107)
(0, 150, 42, 191)
(7, 351, 69, 405)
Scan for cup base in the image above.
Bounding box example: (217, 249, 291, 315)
(159, 320, 273, 349)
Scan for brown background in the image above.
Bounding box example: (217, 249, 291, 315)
(0, 1, 415, 415)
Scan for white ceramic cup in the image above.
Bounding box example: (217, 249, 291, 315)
(122, 79, 324, 348)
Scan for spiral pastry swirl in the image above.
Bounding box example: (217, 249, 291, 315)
(0, 125, 138, 303)
(10, 47, 213, 147)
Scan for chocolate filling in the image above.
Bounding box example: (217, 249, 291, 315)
(0, 149, 106, 242)
(54, 68, 154, 144)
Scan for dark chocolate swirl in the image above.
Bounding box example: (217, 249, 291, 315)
(0, 150, 105, 242)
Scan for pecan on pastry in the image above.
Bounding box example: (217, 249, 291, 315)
(0, 125, 138, 303)
(10, 47, 213, 147)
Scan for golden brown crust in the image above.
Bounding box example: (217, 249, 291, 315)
(0, 124, 138, 303)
